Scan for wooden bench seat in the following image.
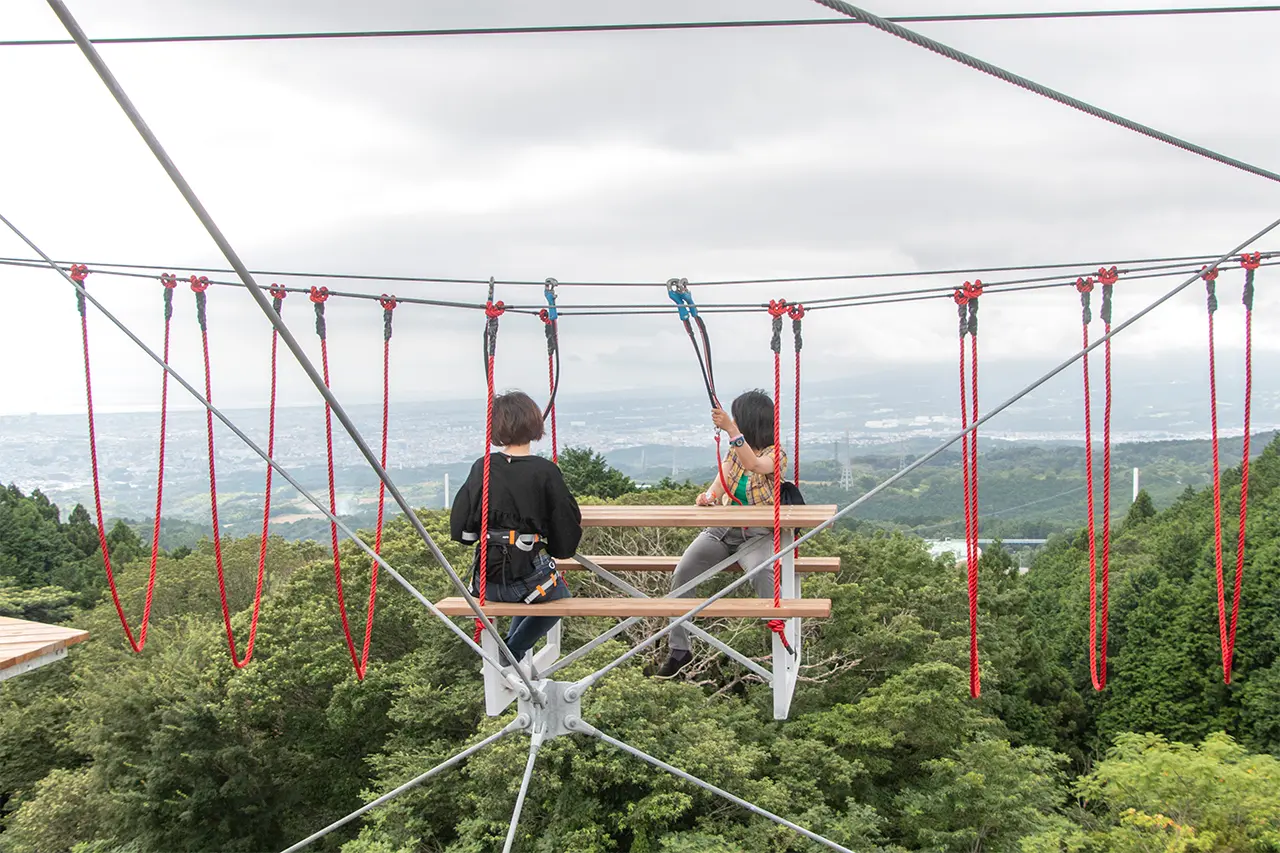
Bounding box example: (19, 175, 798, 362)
(558, 555, 839, 573)
(579, 505, 838, 528)
(434, 596, 831, 619)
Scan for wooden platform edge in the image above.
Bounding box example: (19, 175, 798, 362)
(559, 555, 840, 573)
(434, 596, 832, 619)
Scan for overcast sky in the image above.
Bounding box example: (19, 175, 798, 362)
(2, 0, 1279, 419)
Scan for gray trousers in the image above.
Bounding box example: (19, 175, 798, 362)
(668, 526, 776, 653)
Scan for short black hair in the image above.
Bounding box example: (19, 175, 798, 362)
(731, 389, 774, 449)
(492, 391, 545, 446)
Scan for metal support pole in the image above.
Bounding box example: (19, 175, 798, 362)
(279, 716, 527, 853)
(502, 726, 546, 853)
(44, 0, 541, 705)
(0, 214, 517, 684)
(567, 718, 854, 853)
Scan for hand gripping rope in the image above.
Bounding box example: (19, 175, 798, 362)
(953, 280, 982, 697)
(191, 275, 270, 667)
(541, 278, 560, 463)
(475, 297, 506, 642)
(768, 300, 794, 655)
(75, 264, 167, 652)
(1076, 268, 1118, 690)
(310, 285, 381, 679)
(667, 278, 740, 503)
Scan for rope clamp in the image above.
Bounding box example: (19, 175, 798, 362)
(269, 283, 288, 300)
(1096, 266, 1119, 286)
(309, 285, 330, 303)
(543, 278, 559, 321)
(189, 275, 210, 293)
(69, 263, 90, 283)
(379, 294, 397, 311)
(1075, 276, 1095, 293)
(1240, 252, 1262, 271)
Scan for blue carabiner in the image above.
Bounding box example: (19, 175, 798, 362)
(544, 277, 559, 321)
(666, 277, 696, 321)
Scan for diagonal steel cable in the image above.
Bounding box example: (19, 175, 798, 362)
(44, 0, 541, 704)
(808, 0, 1280, 184)
(569, 212, 1280, 696)
(0, 212, 522, 688)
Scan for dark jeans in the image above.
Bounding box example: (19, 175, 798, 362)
(471, 553, 571, 664)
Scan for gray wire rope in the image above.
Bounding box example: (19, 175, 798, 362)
(45, 0, 542, 704)
(808, 0, 1280, 184)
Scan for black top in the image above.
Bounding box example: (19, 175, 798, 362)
(449, 453, 583, 562)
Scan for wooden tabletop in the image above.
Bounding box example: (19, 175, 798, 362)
(0, 615, 89, 675)
(579, 504, 838, 528)
(435, 596, 831, 618)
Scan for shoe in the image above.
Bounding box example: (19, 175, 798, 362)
(654, 650, 693, 679)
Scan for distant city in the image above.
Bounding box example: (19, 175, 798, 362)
(2, 353, 1273, 526)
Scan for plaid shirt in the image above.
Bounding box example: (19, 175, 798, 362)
(720, 444, 788, 506)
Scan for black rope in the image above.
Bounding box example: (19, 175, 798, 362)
(6, 6, 1280, 47)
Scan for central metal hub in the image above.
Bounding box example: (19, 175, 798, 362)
(516, 679, 581, 740)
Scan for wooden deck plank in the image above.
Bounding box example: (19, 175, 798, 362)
(434, 596, 831, 618)
(0, 616, 90, 673)
(579, 504, 837, 528)
(559, 555, 840, 573)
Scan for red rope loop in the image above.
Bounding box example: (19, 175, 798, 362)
(952, 287, 969, 306)
(963, 279, 984, 300)
(160, 273, 177, 289)
(769, 339, 792, 655)
(787, 303, 806, 321)
(189, 275, 210, 292)
(1201, 265, 1220, 283)
(767, 298, 789, 318)
(485, 299, 506, 319)
(1076, 276, 1095, 293)
(1240, 252, 1262, 271)
(1097, 265, 1120, 286)
(266, 283, 286, 300)
(378, 294, 397, 311)
(1080, 316, 1104, 690)
(1228, 276, 1254, 682)
(309, 285, 330, 303)
(69, 263, 90, 283)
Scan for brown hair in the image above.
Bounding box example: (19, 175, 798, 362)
(492, 391, 545, 446)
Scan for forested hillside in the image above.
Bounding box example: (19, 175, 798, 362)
(1, 438, 1278, 852)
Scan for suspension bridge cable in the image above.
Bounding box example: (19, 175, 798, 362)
(808, 0, 1280, 185)
(5, 6, 1280, 47)
(44, 0, 545, 705)
(1, 248, 1272, 289)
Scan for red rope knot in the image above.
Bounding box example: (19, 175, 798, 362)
(378, 294, 397, 311)
(1075, 276, 1095, 293)
(309, 285, 330, 303)
(787, 303, 806, 321)
(160, 273, 177, 289)
(1200, 265, 1219, 283)
(189, 275, 210, 293)
(485, 299, 506, 318)
(963, 279, 984, 300)
(1240, 252, 1262, 271)
(269, 283, 288, 301)
(69, 263, 90, 283)
(952, 288, 969, 306)
(767, 298, 789, 318)
(767, 619, 795, 655)
(539, 308, 552, 325)
(1097, 266, 1119, 286)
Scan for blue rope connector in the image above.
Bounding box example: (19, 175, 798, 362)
(666, 277, 696, 320)
(544, 278, 559, 322)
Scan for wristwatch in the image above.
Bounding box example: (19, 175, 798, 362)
(728, 434, 746, 448)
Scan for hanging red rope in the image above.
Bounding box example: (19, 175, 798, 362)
(1098, 266, 1118, 689)
(1076, 273, 1110, 690)
(75, 265, 169, 653)
(309, 286, 380, 679)
(789, 303, 805, 484)
(192, 276, 268, 667)
(1200, 266, 1235, 683)
(475, 299, 505, 642)
(767, 299, 793, 654)
(954, 280, 983, 697)
(250, 284, 287, 654)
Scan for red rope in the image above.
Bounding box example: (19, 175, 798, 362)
(547, 348, 558, 463)
(1100, 319, 1114, 688)
(967, 330, 980, 698)
(715, 432, 744, 505)
(78, 267, 166, 653)
(1227, 256, 1258, 680)
(194, 278, 267, 667)
(769, 339, 787, 646)
(1202, 267, 1232, 683)
(475, 351, 496, 643)
(311, 286, 378, 679)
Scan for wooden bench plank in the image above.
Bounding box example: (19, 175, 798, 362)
(558, 555, 839, 573)
(434, 597, 830, 618)
(579, 504, 837, 528)
(0, 616, 90, 673)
